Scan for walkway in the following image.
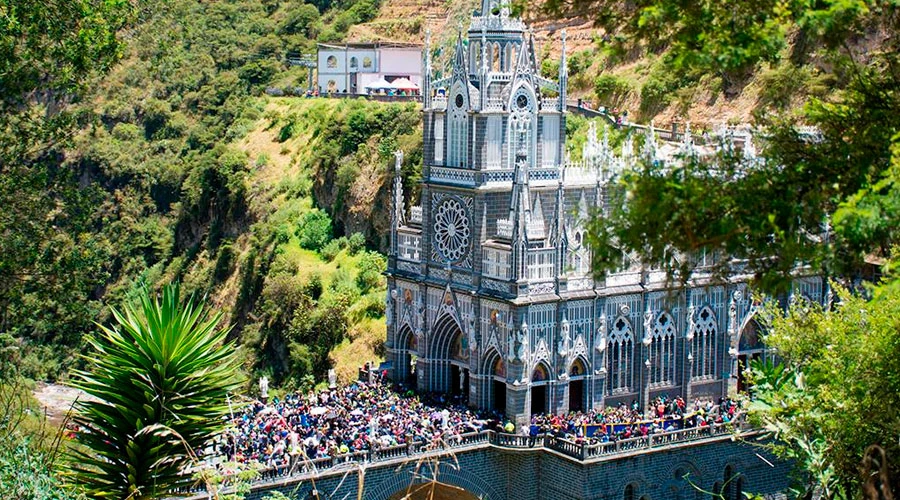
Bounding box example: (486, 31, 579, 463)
(188, 422, 743, 496)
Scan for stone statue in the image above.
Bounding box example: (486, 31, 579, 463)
(259, 376, 269, 401)
(328, 369, 337, 389)
(558, 318, 570, 358)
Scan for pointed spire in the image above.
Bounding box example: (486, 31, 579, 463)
(513, 31, 535, 76)
(641, 122, 658, 164)
(559, 30, 568, 109)
(452, 30, 468, 79)
(424, 30, 433, 109)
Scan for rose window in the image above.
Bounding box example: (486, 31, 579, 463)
(433, 199, 470, 262)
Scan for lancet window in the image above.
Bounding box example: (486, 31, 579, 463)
(692, 306, 717, 380)
(649, 312, 676, 386)
(608, 316, 633, 393)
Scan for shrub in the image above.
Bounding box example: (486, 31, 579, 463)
(355, 251, 386, 293)
(593, 74, 632, 107)
(320, 239, 342, 262)
(346, 232, 366, 254)
(295, 209, 332, 251)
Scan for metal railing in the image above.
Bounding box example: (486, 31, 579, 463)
(185, 422, 741, 494)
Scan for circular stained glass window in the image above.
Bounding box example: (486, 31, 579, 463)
(433, 198, 470, 262)
(516, 93, 528, 110)
(455, 93, 464, 108)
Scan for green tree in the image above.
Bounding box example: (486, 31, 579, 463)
(586, 36, 900, 293)
(0, 0, 133, 348)
(296, 208, 333, 251)
(748, 284, 900, 498)
(69, 283, 241, 499)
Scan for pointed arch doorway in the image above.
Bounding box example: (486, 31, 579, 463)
(530, 363, 550, 415)
(431, 313, 471, 405)
(568, 358, 587, 413)
(736, 317, 767, 393)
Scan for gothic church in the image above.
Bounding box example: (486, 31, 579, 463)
(384, 2, 823, 426)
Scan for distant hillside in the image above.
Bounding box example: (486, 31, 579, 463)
(347, 0, 890, 129)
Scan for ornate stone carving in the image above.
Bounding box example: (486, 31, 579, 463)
(529, 281, 555, 296)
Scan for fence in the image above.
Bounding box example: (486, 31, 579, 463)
(184, 422, 741, 495)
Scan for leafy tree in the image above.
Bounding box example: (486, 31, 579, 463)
(296, 209, 333, 251)
(280, 3, 321, 36)
(748, 284, 900, 498)
(586, 32, 900, 293)
(0, 0, 133, 347)
(543, 0, 880, 87)
(69, 283, 241, 499)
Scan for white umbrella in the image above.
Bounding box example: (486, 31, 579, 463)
(350, 409, 364, 416)
(309, 406, 328, 416)
(364, 77, 393, 90)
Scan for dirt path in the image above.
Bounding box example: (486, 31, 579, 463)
(32, 382, 94, 427)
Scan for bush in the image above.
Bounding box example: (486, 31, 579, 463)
(355, 251, 386, 293)
(593, 74, 632, 107)
(346, 232, 366, 254)
(295, 209, 332, 251)
(320, 239, 342, 262)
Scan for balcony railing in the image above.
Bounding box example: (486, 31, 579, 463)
(181, 423, 744, 495)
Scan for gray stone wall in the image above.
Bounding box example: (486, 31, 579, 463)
(237, 438, 791, 500)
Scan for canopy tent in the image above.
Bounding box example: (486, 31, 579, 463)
(363, 77, 393, 90)
(390, 77, 419, 91)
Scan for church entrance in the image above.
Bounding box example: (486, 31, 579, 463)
(737, 318, 767, 393)
(493, 379, 506, 413)
(398, 328, 418, 387)
(450, 363, 470, 405)
(489, 355, 507, 413)
(530, 363, 550, 415)
(568, 358, 587, 413)
(569, 380, 584, 413)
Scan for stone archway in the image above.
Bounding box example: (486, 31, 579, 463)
(387, 482, 481, 500)
(430, 314, 470, 402)
(482, 349, 506, 414)
(397, 326, 417, 386)
(736, 317, 766, 393)
(530, 362, 551, 415)
(568, 357, 588, 413)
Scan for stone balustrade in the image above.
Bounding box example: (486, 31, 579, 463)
(183, 423, 743, 495)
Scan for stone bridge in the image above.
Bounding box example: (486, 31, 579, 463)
(188, 424, 790, 500)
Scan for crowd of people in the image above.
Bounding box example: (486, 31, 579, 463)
(212, 380, 741, 470)
(213, 381, 498, 469)
(528, 395, 743, 444)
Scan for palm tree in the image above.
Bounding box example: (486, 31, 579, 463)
(69, 284, 241, 499)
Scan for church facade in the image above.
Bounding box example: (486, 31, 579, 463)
(384, 3, 823, 426)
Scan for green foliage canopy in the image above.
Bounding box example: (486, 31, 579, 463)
(748, 284, 900, 497)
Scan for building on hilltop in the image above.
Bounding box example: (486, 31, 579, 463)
(317, 42, 422, 95)
(384, 1, 824, 427)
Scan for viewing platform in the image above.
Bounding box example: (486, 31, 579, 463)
(183, 423, 766, 500)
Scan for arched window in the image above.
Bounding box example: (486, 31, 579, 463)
(723, 466, 735, 500)
(692, 306, 717, 380)
(492, 43, 500, 71)
(447, 85, 468, 167)
(326, 55, 337, 68)
(624, 484, 635, 500)
(608, 316, 633, 393)
(349, 56, 358, 68)
(650, 312, 676, 386)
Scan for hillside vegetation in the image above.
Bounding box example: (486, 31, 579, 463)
(1, 0, 425, 390)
